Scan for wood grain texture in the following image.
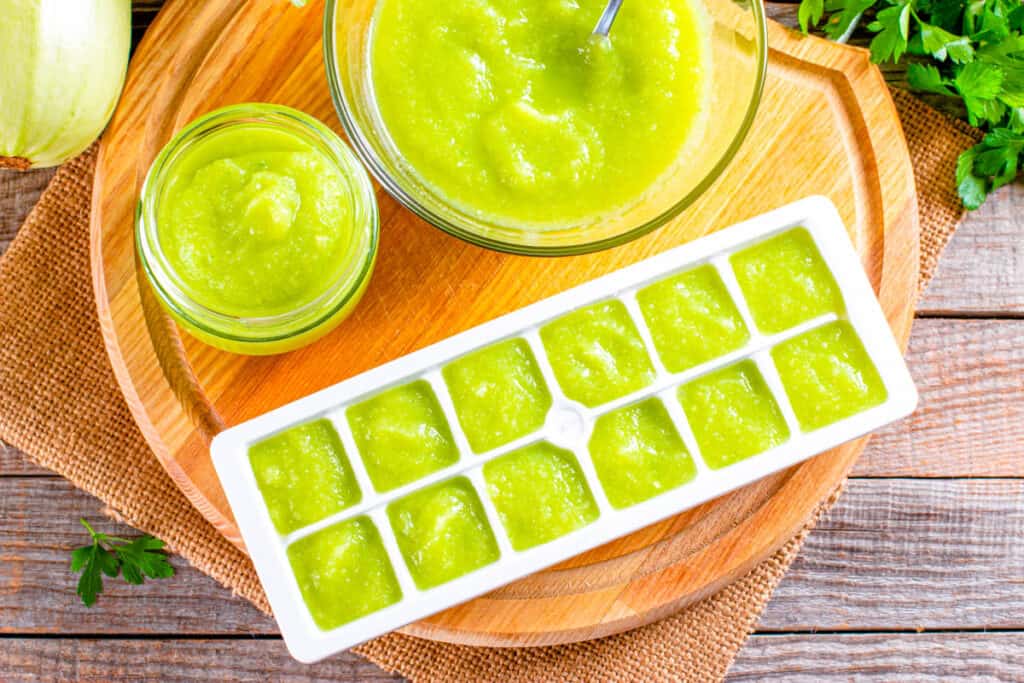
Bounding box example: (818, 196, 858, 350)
(760, 478, 1024, 631)
(5, 477, 1021, 635)
(0, 639, 399, 683)
(0, 169, 55, 252)
(2, 633, 1022, 682)
(90, 0, 918, 647)
(853, 318, 1024, 477)
(729, 633, 1024, 682)
(918, 183, 1024, 316)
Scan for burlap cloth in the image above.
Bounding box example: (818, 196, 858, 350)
(0, 88, 980, 681)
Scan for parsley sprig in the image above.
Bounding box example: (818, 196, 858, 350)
(799, 0, 1024, 209)
(70, 518, 175, 607)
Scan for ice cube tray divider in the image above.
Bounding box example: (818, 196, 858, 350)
(212, 196, 918, 662)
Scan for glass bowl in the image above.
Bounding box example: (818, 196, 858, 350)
(137, 104, 379, 355)
(324, 0, 766, 256)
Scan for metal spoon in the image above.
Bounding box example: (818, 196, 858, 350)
(592, 0, 623, 38)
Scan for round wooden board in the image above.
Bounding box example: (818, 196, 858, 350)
(92, 0, 918, 647)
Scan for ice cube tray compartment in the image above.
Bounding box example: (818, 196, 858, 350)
(212, 196, 918, 663)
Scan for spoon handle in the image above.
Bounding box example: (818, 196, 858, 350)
(593, 0, 624, 37)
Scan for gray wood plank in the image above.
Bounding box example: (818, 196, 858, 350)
(0, 638, 402, 683)
(2, 632, 1021, 682)
(729, 632, 1024, 682)
(759, 478, 1024, 632)
(3, 477, 1022, 635)
(0, 442, 48, 476)
(0, 477, 274, 635)
(0, 169, 54, 253)
(918, 183, 1024, 316)
(854, 318, 1024, 477)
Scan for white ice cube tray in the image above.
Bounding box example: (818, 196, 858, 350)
(212, 196, 918, 663)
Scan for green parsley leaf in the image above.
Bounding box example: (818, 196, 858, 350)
(69, 518, 175, 607)
(920, 22, 976, 63)
(800, 0, 825, 33)
(869, 4, 913, 63)
(824, 0, 876, 40)
(907, 62, 956, 95)
(798, 0, 1024, 209)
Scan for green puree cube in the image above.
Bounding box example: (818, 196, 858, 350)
(388, 477, 500, 589)
(443, 338, 552, 453)
(483, 442, 599, 551)
(772, 321, 887, 431)
(678, 361, 789, 469)
(731, 228, 844, 334)
(589, 398, 696, 509)
(287, 517, 401, 631)
(348, 380, 459, 492)
(249, 419, 361, 535)
(540, 300, 655, 407)
(637, 264, 749, 372)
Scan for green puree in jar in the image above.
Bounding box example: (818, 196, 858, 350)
(249, 420, 361, 535)
(773, 321, 887, 431)
(443, 338, 551, 453)
(157, 125, 354, 318)
(287, 517, 401, 630)
(370, 0, 709, 226)
(388, 477, 500, 589)
(484, 442, 599, 550)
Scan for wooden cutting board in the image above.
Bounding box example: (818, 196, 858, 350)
(91, 0, 918, 647)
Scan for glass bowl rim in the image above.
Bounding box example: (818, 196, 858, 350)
(323, 0, 768, 257)
(136, 102, 380, 344)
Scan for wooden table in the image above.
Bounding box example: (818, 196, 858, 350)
(2, 3, 1022, 680)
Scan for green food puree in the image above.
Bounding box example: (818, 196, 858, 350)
(249, 420, 361, 535)
(388, 477, 500, 589)
(772, 321, 887, 431)
(370, 0, 709, 226)
(287, 517, 401, 630)
(484, 442, 599, 550)
(678, 361, 789, 469)
(589, 398, 696, 509)
(541, 300, 655, 407)
(443, 338, 551, 453)
(731, 228, 844, 334)
(157, 125, 356, 318)
(637, 264, 749, 372)
(348, 380, 460, 492)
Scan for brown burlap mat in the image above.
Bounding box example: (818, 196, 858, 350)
(0, 88, 979, 682)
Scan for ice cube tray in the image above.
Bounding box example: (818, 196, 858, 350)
(211, 196, 917, 663)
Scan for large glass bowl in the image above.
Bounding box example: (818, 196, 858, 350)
(325, 0, 766, 256)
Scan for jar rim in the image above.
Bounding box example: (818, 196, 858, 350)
(136, 103, 379, 344)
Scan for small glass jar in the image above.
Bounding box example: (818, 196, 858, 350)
(137, 104, 378, 355)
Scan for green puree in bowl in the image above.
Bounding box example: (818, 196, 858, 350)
(370, 0, 709, 226)
(156, 125, 355, 318)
